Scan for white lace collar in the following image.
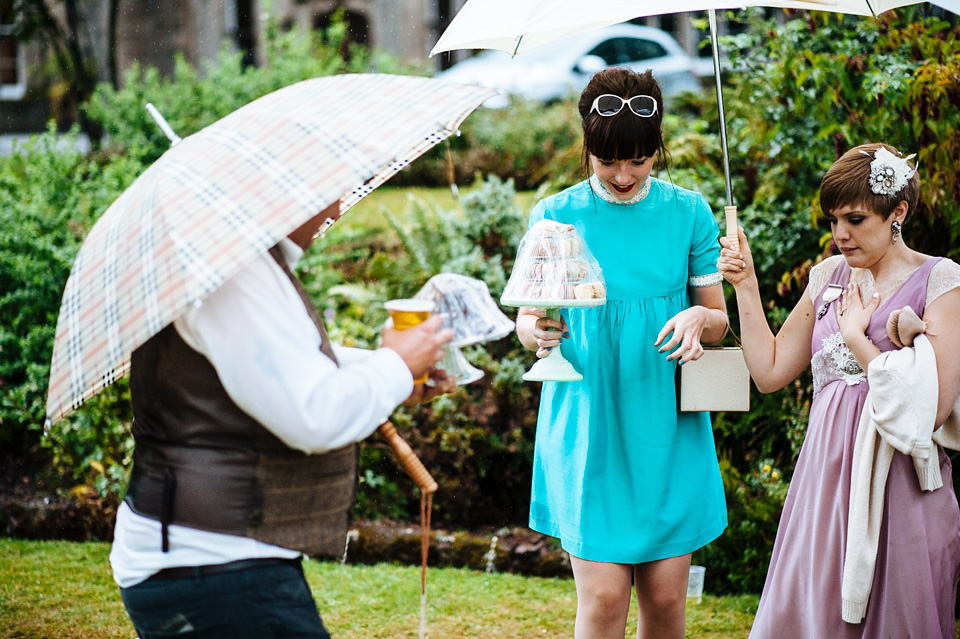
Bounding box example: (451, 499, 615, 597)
(589, 174, 651, 205)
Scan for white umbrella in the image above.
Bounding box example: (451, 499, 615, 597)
(431, 0, 956, 248)
(432, 0, 956, 56)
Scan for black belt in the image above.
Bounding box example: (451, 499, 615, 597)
(150, 556, 302, 581)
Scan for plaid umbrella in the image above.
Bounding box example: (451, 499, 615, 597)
(45, 73, 496, 426)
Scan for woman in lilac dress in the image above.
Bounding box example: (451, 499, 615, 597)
(718, 142, 960, 638)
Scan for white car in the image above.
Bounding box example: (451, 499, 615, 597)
(434, 24, 701, 108)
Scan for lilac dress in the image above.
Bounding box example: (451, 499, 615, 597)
(749, 257, 960, 639)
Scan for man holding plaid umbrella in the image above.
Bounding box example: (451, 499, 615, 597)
(43, 74, 495, 639)
(112, 200, 455, 639)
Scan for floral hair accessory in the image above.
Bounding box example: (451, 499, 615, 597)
(859, 147, 917, 197)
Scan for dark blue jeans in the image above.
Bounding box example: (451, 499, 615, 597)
(120, 558, 331, 639)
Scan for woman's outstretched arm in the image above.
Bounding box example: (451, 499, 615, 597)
(718, 226, 815, 393)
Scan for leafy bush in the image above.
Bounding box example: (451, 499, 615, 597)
(2, 13, 424, 499)
(0, 125, 139, 489)
(360, 8, 960, 581)
(693, 457, 788, 594)
(726, 8, 960, 262)
(687, 8, 960, 592)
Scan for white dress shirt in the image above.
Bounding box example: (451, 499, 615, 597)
(111, 239, 413, 587)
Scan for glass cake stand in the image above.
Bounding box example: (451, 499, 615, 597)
(499, 296, 606, 382)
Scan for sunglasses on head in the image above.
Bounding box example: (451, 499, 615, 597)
(589, 94, 658, 117)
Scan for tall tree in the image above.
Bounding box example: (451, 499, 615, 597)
(11, 0, 120, 141)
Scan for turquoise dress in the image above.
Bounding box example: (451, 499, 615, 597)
(527, 177, 727, 563)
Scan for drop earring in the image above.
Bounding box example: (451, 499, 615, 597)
(891, 220, 902, 245)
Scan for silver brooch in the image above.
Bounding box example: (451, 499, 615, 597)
(817, 284, 843, 320)
(840, 359, 864, 375)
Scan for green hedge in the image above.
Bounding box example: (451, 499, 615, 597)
(0, 126, 140, 492)
(85, 12, 424, 165)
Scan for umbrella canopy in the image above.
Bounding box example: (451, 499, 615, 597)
(45, 73, 496, 426)
(431, 0, 954, 245)
(431, 0, 955, 56)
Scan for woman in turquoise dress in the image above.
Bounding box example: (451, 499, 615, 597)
(514, 68, 729, 639)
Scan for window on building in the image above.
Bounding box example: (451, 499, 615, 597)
(0, 0, 25, 99)
(435, 0, 456, 71)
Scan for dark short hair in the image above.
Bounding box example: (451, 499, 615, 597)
(819, 142, 920, 221)
(577, 68, 668, 175)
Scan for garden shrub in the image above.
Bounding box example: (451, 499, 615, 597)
(392, 97, 584, 192)
(2, 13, 423, 500)
(689, 8, 960, 592)
(725, 8, 960, 263)
(693, 457, 788, 594)
(0, 125, 139, 493)
(716, 7, 960, 466)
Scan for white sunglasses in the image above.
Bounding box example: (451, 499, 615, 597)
(589, 94, 658, 117)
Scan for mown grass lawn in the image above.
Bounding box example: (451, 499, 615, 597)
(0, 538, 759, 639)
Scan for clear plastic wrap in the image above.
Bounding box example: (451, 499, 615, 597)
(500, 219, 606, 307)
(412, 273, 515, 386)
(414, 273, 515, 347)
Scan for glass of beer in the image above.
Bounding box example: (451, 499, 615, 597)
(384, 299, 436, 384)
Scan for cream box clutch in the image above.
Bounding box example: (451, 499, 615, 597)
(679, 347, 751, 412)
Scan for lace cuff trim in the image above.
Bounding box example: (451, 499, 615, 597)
(928, 259, 960, 304)
(690, 272, 722, 288)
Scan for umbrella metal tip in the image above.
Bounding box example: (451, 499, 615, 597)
(317, 217, 335, 239)
(145, 103, 182, 147)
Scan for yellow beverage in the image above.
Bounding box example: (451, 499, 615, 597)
(385, 299, 434, 330)
(384, 299, 435, 383)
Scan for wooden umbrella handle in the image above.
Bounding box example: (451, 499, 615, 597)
(725, 205, 740, 253)
(378, 421, 438, 495)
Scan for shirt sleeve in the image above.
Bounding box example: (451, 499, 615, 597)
(173, 251, 413, 454)
(688, 194, 722, 287)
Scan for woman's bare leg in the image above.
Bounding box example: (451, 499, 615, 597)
(633, 554, 691, 639)
(570, 556, 633, 639)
